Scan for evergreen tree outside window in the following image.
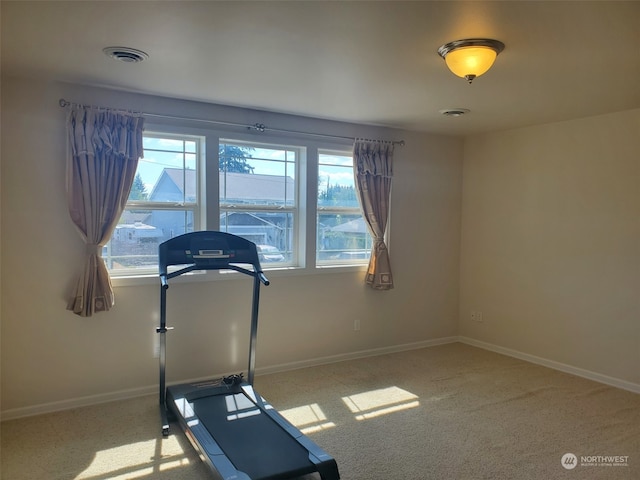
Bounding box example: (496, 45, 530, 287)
(129, 173, 149, 200)
(219, 144, 255, 173)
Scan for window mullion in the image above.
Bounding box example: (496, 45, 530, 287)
(205, 133, 220, 230)
(304, 146, 317, 268)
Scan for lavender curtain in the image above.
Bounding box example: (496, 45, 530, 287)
(353, 139, 394, 290)
(66, 107, 144, 316)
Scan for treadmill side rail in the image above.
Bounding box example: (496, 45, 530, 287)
(241, 384, 340, 479)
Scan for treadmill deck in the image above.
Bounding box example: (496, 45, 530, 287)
(167, 381, 337, 480)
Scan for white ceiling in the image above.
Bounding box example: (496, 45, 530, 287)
(2, 1, 639, 136)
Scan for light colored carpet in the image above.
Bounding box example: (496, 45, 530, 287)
(2, 343, 638, 479)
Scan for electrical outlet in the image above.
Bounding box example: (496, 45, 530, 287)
(354, 318, 361, 331)
(477, 311, 483, 322)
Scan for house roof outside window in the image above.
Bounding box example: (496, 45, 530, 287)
(149, 168, 294, 204)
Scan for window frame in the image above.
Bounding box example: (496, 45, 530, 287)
(108, 122, 374, 283)
(105, 130, 205, 276)
(316, 148, 372, 267)
(218, 138, 303, 268)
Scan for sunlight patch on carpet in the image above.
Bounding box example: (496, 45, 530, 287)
(76, 438, 192, 480)
(279, 403, 336, 434)
(342, 386, 420, 421)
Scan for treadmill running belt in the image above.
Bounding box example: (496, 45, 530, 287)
(193, 394, 317, 480)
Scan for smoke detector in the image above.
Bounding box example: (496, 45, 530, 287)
(439, 108, 470, 117)
(103, 46, 149, 63)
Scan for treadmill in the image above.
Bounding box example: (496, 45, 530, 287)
(157, 231, 340, 480)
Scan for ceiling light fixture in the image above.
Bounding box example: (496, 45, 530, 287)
(437, 38, 505, 84)
(103, 46, 149, 63)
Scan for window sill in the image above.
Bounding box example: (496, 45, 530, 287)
(110, 264, 367, 288)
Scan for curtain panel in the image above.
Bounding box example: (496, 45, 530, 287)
(353, 140, 394, 290)
(66, 107, 144, 316)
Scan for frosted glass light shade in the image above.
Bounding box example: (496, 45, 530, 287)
(437, 39, 505, 83)
(445, 46, 497, 79)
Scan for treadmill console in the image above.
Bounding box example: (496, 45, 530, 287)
(159, 231, 261, 274)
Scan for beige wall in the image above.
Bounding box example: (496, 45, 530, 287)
(0, 77, 463, 415)
(460, 109, 640, 385)
(4, 75, 636, 418)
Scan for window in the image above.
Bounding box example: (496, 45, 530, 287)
(317, 151, 372, 265)
(104, 134, 202, 274)
(219, 140, 298, 266)
(106, 127, 376, 278)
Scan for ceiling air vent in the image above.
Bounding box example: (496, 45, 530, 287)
(439, 108, 470, 117)
(103, 46, 149, 63)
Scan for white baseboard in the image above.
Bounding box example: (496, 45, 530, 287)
(0, 336, 459, 421)
(255, 336, 460, 376)
(5, 335, 635, 421)
(458, 336, 640, 394)
(0, 384, 158, 422)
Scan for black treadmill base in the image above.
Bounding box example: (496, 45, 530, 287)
(165, 381, 339, 480)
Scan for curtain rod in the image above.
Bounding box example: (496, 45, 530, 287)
(59, 98, 405, 146)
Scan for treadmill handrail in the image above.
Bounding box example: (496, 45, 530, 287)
(158, 231, 269, 411)
(162, 264, 269, 284)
